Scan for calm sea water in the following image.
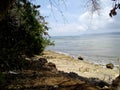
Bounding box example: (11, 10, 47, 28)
(46, 34, 120, 66)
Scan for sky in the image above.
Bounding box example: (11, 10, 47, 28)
(32, 0, 120, 36)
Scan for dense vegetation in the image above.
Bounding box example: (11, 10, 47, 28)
(0, 0, 52, 71)
(0, 0, 119, 71)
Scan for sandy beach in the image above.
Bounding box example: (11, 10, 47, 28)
(35, 50, 119, 83)
(2, 50, 119, 90)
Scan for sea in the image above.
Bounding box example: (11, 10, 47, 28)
(46, 33, 120, 66)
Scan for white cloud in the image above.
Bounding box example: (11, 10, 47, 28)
(48, 23, 87, 36)
(45, 0, 120, 36)
(77, 5, 117, 32)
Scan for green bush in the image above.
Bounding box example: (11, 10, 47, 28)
(0, 0, 52, 70)
(0, 72, 4, 83)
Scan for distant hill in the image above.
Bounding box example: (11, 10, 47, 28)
(100, 32, 120, 35)
(83, 32, 120, 37)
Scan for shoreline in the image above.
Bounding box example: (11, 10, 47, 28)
(35, 50, 119, 83)
(46, 48, 119, 67)
(46, 49, 119, 67)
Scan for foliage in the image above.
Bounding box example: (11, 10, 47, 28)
(0, 72, 4, 83)
(0, 0, 52, 70)
(109, 0, 120, 17)
(87, 0, 100, 13)
(0, 0, 15, 20)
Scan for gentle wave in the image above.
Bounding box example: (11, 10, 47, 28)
(46, 34, 120, 66)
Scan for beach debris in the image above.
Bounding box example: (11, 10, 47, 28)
(78, 56, 84, 60)
(111, 75, 120, 90)
(38, 58, 48, 65)
(106, 63, 114, 69)
(89, 78, 110, 88)
(8, 71, 18, 75)
(44, 62, 58, 73)
(46, 62, 56, 68)
(43, 55, 55, 59)
(53, 85, 59, 88)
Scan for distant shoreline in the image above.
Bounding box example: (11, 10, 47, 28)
(50, 31, 120, 37)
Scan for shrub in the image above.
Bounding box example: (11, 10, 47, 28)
(0, 0, 52, 70)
